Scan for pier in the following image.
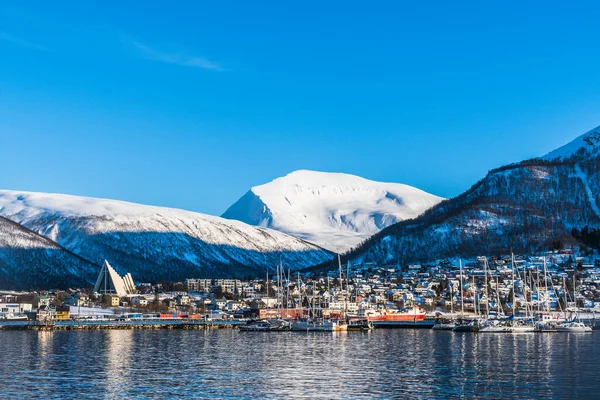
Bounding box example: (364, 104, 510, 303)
(0, 318, 245, 331)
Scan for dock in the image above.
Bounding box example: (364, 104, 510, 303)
(0, 319, 245, 331)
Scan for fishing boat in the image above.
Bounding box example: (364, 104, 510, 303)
(363, 306, 426, 325)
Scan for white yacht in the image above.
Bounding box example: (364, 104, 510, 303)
(555, 322, 592, 333)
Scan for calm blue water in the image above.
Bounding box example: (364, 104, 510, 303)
(0, 329, 598, 399)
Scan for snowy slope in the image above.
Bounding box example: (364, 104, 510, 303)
(543, 125, 600, 160)
(222, 170, 444, 252)
(0, 191, 333, 283)
(0, 216, 98, 289)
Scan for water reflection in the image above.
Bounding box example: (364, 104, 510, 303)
(0, 330, 598, 398)
(104, 330, 133, 399)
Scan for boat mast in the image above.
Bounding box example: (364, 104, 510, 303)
(287, 268, 291, 310)
(495, 275, 502, 315)
(327, 275, 330, 310)
(347, 261, 351, 314)
(543, 256, 549, 312)
(297, 272, 302, 316)
(450, 280, 453, 316)
(473, 275, 478, 318)
(534, 264, 540, 315)
(338, 254, 345, 317)
(511, 253, 516, 326)
(562, 275, 567, 320)
(459, 259, 464, 319)
(278, 260, 283, 318)
(573, 274, 576, 312)
(483, 257, 489, 319)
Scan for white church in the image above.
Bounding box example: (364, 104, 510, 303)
(93, 260, 137, 296)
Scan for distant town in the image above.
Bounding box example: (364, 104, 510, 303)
(2, 248, 599, 333)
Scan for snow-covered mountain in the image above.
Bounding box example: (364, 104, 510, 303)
(0, 216, 98, 289)
(0, 191, 333, 286)
(542, 126, 600, 161)
(335, 125, 600, 268)
(222, 170, 444, 252)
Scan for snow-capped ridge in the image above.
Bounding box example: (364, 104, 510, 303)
(0, 189, 333, 285)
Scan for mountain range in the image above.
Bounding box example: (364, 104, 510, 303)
(1, 125, 598, 289)
(0, 191, 332, 289)
(222, 170, 443, 252)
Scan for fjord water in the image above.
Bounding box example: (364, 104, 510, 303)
(1, 330, 597, 399)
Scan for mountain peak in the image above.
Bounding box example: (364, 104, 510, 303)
(223, 171, 444, 252)
(542, 125, 600, 161)
(256, 170, 399, 189)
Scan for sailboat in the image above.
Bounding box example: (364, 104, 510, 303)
(453, 259, 480, 332)
(480, 257, 512, 333)
(433, 281, 456, 330)
(506, 254, 534, 333)
(292, 255, 348, 332)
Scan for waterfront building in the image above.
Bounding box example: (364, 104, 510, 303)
(93, 260, 136, 296)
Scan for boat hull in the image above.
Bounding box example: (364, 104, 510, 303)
(452, 325, 479, 333)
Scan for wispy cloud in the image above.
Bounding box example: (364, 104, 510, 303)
(127, 38, 224, 71)
(0, 31, 51, 52)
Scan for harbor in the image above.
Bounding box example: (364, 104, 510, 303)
(3, 250, 600, 334)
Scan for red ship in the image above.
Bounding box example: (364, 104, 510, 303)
(363, 307, 426, 324)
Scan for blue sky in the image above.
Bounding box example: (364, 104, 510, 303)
(2, 1, 600, 216)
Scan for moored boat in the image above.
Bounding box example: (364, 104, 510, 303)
(555, 322, 592, 333)
(452, 319, 480, 332)
(347, 318, 374, 331)
(432, 318, 456, 331)
(479, 320, 511, 333)
(364, 306, 426, 326)
(292, 318, 346, 332)
(239, 320, 273, 332)
(239, 319, 291, 332)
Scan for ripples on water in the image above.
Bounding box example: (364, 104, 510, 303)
(0, 330, 598, 399)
